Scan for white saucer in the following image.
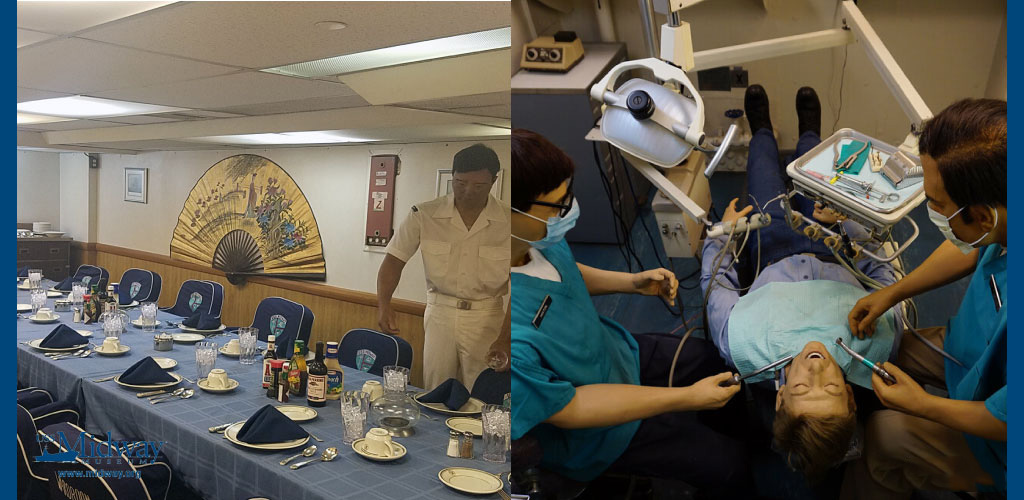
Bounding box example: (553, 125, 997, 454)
(114, 373, 182, 390)
(26, 339, 87, 352)
(46, 291, 63, 298)
(152, 357, 177, 369)
(351, 439, 407, 462)
(131, 319, 161, 328)
(413, 393, 485, 416)
(446, 417, 483, 437)
(17, 304, 31, 313)
(17, 284, 31, 290)
(171, 333, 205, 343)
(197, 378, 239, 393)
(218, 346, 241, 357)
(48, 287, 69, 294)
(273, 405, 318, 422)
(28, 314, 60, 324)
(438, 467, 504, 495)
(94, 345, 131, 356)
(120, 300, 140, 308)
(223, 422, 310, 450)
(179, 324, 227, 333)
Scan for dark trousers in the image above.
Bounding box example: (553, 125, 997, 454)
(605, 333, 752, 495)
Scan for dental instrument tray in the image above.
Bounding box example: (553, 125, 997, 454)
(785, 128, 925, 231)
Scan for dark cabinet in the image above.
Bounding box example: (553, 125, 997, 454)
(17, 238, 71, 281)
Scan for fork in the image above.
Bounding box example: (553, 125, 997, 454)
(54, 350, 91, 360)
(91, 375, 117, 383)
(49, 349, 85, 360)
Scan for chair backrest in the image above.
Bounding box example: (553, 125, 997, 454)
(337, 329, 413, 376)
(202, 280, 225, 319)
(72, 265, 109, 290)
(249, 297, 314, 358)
(471, 368, 510, 405)
(39, 422, 159, 500)
(16, 387, 53, 411)
(163, 280, 219, 318)
(17, 404, 46, 499)
(118, 268, 162, 305)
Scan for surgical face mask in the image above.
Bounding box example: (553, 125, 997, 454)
(512, 198, 580, 249)
(927, 204, 997, 254)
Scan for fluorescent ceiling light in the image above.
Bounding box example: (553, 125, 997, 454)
(184, 131, 374, 146)
(17, 96, 187, 119)
(17, 112, 75, 125)
(262, 26, 511, 78)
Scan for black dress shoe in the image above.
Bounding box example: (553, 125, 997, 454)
(744, 84, 772, 134)
(796, 86, 821, 137)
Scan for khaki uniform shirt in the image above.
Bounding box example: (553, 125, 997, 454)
(386, 194, 510, 301)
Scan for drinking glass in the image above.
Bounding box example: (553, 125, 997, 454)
(140, 302, 158, 332)
(195, 342, 218, 380)
(27, 269, 42, 290)
(30, 289, 46, 315)
(382, 365, 409, 392)
(237, 327, 258, 365)
(481, 404, 510, 463)
(340, 391, 370, 445)
(103, 313, 123, 339)
(71, 282, 85, 306)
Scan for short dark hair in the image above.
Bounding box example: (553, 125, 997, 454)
(772, 397, 856, 483)
(511, 129, 575, 212)
(453, 143, 500, 176)
(918, 98, 1006, 223)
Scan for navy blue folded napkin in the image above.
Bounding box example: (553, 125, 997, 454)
(39, 325, 88, 349)
(419, 378, 470, 410)
(17, 266, 28, 278)
(53, 277, 74, 291)
(182, 311, 220, 330)
(120, 357, 177, 385)
(236, 405, 308, 444)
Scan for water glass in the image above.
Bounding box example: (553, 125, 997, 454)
(237, 327, 258, 365)
(481, 404, 510, 463)
(340, 391, 370, 445)
(30, 289, 46, 315)
(195, 342, 218, 380)
(140, 302, 158, 332)
(103, 314, 123, 339)
(71, 282, 85, 306)
(382, 365, 409, 392)
(28, 269, 42, 290)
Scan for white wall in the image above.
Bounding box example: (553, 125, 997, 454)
(91, 140, 510, 303)
(17, 150, 61, 227)
(513, 0, 1006, 148)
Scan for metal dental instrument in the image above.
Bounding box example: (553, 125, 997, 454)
(835, 338, 897, 385)
(720, 355, 795, 387)
(833, 173, 900, 202)
(833, 140, 871, 172)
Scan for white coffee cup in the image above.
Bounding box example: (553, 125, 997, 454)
(35, 308, 55, 320)
(206, 368, 229, 388)
(224, 339, 241, 354)
(21, 279, 30, 287)
(101, 337, 121, 352)
(363, 427, 395, 457)
(361, 380, 384, 402)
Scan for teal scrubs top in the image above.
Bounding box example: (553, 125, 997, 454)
(945, 244, 1007, 491)
(511, 240, 641, 482)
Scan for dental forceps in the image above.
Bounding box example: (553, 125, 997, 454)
(833, 140, 870, 172)
(720, 355, 795, 386)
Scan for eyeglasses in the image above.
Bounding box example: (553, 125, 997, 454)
(530, 178, 575, 217)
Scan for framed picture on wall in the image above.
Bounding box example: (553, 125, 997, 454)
(435, 169, 503, 199)
(124, 167, 148, 203)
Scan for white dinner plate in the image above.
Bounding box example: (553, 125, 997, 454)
(218, 346, 240, 357)
(438, 467, 503, 495)
(273, 405, 318, 422)
(131, 319, 161, 329)
(94, 345, 131, 356)
(48, 287, 69, 294)
(351, 439, 407, 462)
(223, 422, 310, 450)
(26, 339, 87, 352)
(75, 329, 93, 338)
(197, 378, 239, 393)
(46, 291, 62, 298)
(152, 357, 177, 369)
(17, 284, 31, 290)
(413, 393, 485, 416)
(179, 324, 227, 334)
(28, 314, 60, 324)
(17, 304, 31, 313)
(114, 373, 182, 390)
(171, 333, 205, 343)
(445, 417, 483, 437)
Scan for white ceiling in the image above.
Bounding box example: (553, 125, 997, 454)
(17, 1, 511, 153)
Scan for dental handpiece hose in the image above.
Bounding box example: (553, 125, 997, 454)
(835, 338, 897, 385)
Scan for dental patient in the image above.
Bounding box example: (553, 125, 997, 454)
(701, 85, 903, 480)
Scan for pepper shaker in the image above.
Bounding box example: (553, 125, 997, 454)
(460, 431, 474, 459)
(446, 430, 461, 458)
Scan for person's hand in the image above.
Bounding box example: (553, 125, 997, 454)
(871, 362, 931, 416)
(812, 202, 841, 225)
(722, 197, 753, 225)
(848, 286, 900, 338)
(484, 337, 510, 372)
(684, 372, 742, 410)
(377, 303, 400, 334)
(632, 268, 678, 305)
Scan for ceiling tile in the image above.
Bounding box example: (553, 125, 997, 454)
(17, 87, 72, 103)
(17, 1, 176, 35)
(102, 115, 182, 125)
(20, 119, 128, 131)
(209, 94, 370, 116)
(17, 29, 54, 48)
(400, 91, 509, 109)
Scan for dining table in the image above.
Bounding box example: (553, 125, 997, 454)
(17, 280, 510, 499)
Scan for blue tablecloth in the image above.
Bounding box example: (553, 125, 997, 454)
(17, 282, 509, 499)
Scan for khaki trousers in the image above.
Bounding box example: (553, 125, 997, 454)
(841, 327, 993, 499)
(422, 299, 504, 390)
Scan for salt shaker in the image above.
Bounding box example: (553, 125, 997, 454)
(446, 430, 461, 458)
(72, 307, 82, 323)
(460, 431, 474, 459)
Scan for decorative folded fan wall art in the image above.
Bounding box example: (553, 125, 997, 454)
(170, 154, 326, 284)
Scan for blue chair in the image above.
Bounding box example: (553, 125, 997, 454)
(71, 265, 109, 290)
(248, 297, 314, 359)
(162, 280, 222, 318)
(117, 268, 162, 305)
(338, 328, 413, 376)
(471, 368, 510, 405)
(17, 387, 53, 411)
(18, 401, 80, 500)
(203, 280, 225, 319)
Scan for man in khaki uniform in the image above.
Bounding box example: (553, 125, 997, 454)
(376, 144, 510, 389)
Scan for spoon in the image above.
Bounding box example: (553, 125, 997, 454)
(149, 388, 185, 403)
(46, 349, 83, 358)
(290, 447, 338, 470)
(56, 350, 91, 360)
(279, 445, 317, 465)
(152, 389, 195, 404)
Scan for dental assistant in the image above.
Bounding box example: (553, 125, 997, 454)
(844, 99, 1007, 497)
(509, 129, 750, 492)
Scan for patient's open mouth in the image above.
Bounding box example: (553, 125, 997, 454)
(807, 351, 825, 360)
